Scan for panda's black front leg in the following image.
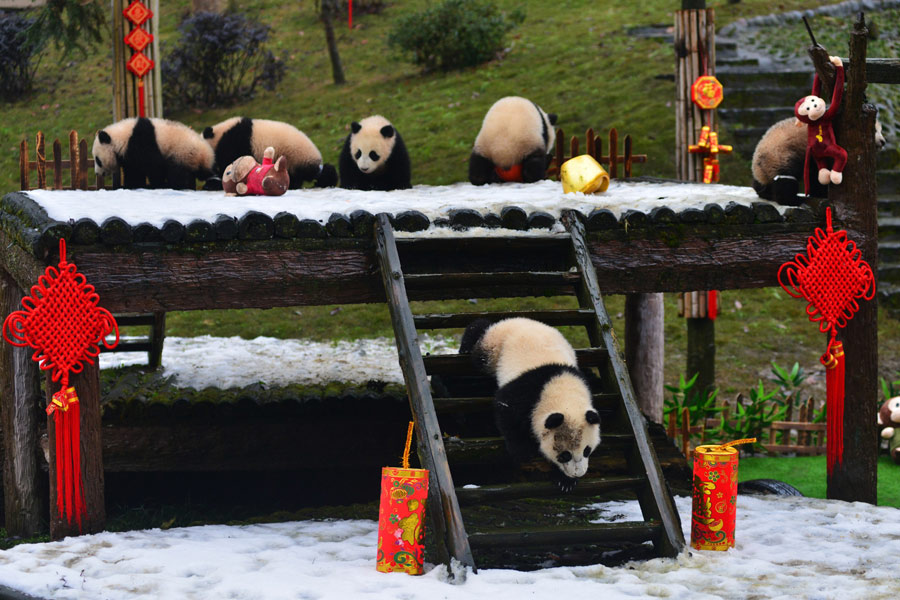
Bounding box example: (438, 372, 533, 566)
(468, 151, 499, 185)
(521, 149, 549, 183)
(551, 467, 578, 493)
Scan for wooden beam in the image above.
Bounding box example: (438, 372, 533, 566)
(0, 269, 47, 536)
(839, 58, 900, 84)
(824, 15, 879, 504)
(625, 293, 665, 423)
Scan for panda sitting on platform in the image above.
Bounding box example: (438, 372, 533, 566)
(752, 117, 886, 205)
(202, 117, 338, 189)
(92, 117, 215, 189)
(468, 96, 557, 185)
(460, 318, 601, 492)
(338, 115, 411, 191)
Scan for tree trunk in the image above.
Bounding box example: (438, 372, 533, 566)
(625, 293, 665, 423)
(320, 1, 346, 85)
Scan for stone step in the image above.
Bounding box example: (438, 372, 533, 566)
(716, 57, 759, 67)
(878, 148, 900, 171)
(879, 241, 900, 264)
(719, 106, 793, 129)
(716, 67, 812, 90)
(717, 39, 738, 59)
(879, 195, 900, 217)
(726, 86, 810, 109)
(879, 170, 900, 196)
(727, 126, 768, 158)
(878, 216, 900, 240)
(878, 282, 900, 317)
(878, 263, 900, 284)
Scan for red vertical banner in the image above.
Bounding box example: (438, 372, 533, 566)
(123, 1, 155, 117)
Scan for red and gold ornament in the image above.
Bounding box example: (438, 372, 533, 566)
(123, 0, 155, 117)
(3, 239, 119, 529)
(778, 208, 875, 473)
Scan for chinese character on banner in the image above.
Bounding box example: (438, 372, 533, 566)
(123, 1, 155, 117)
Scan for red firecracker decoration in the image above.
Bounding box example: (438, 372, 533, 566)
(778, 208, 875, 474)
(3, 239, 119, 528)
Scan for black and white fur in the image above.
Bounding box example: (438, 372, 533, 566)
(92, 117, 215, 189)
(339, 115, 411, 191)
(460, 318, 601, 492)
(752, 117, 886, 205)
(202, 117, 338, 189)
(468, 96, 557, 185)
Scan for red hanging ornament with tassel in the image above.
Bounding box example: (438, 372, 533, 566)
(3, 239, 119, 529)
(778, 207, 874, 474)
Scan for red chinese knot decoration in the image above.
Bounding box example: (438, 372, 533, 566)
(3, 239, 119, 528)
(778, 208, 875, 474)
(123, 0, 155, 117)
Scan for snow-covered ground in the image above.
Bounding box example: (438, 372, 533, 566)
(26, 179, 774, 228)
(0, 495, 897, 600)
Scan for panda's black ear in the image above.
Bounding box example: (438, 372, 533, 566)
(202, 126, 214, 139)
(585, 410, 600, 425)
(544, 413, 564, 429)
(98, 130, 111, 144)
(351, 122, 362, 134)
(380, 124, 395, 138)
(548, 113, 558, 126)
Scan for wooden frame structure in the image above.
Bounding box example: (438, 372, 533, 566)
(19, 131, 117, 191)
(547, 128, 647, 180)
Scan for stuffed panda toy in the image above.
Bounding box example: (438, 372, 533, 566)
(752, 117, 886, 205)
(338, 115, 411, 191)
(92, 117, 215, 189)
(202, 117, 338, 189)
(468, 96, 557, 185)
(460, 317, 601, 492)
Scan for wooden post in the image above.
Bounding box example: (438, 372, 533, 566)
(625, 292, 664, 423)
(675, 3, 717, 397)
(0, 270, 47, 536)
(816, 15, 879, 503)
(47, 362, 105, 539)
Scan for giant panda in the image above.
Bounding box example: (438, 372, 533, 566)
(202, 117, 338, 189)
(460, 317, 601, 492)
(752, 117, 886, 205)
(338, 115, 411, 191)
(468, 96, 557, 185)
(92, 117, 215, 189)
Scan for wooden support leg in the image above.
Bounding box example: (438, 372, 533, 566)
(48, 362, 105, 539)
(686, 317, 715, 398)
(0, 270, 47, 536)
(625, 292, 664, 423)
(148, 311, 166, 370)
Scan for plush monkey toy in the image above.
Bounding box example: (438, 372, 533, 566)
(222, 146, 290, 196)
(794, 55, 847, 195)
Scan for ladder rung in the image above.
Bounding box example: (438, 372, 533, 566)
(435, 393, 620, 415)
(404, 271, 580, 291)
(467, 521, 661, 549)
(100, 341, 152, 353)
(424, 348, 609, 375)
(455, 476, 644, 506)
(414, 309, 596, 329)
(446, 434, 634, 464)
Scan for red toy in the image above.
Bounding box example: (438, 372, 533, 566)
(794, 56, 847, 195)
(2, 239, 119, 528)
(222, 146, 290, 196)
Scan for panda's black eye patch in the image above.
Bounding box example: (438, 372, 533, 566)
(369, 151, 380, 161)
(544, 413, 564, 429)
(583, 446, 591, 458)
(95, 156, 103, 168)
(585, 410, 600, 425)
(557, 451, 572, 464)
(354, 150, 361, 159)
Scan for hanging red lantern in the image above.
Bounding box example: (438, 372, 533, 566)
(3, 239, 119, 528)
(778, 208, 875, 473)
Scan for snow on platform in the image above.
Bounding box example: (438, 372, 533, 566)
(0, 495, 896, 600)
(26, 180, 772, 228)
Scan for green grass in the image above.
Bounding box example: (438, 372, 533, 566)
(740, 455, 900, 507)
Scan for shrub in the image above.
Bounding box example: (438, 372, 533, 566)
(162, 11, 285, 110)
(387, 0, 524, 72)
(0, 12, 41, 101)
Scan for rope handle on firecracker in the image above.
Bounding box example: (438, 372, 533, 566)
(401, 421, 415, 469)
(714, 438, 757, 451)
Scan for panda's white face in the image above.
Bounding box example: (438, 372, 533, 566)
(797, 95, 827, 122)
(92, 130, 120, 176)
(350, 117, 396, 175)
(534, 373, 601, 479)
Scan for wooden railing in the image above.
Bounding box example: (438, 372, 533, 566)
(547, 127, 647, 180)
(19, 131, 118, 191)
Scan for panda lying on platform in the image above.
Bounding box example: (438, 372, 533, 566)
(468, 96, 557, 185)
(460, 317, 601, 492)
(203, 117, 338, 189)
(752, 117, 886, 205)
(92, 117, 215, 189)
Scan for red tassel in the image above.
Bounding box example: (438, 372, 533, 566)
(71, 402, 84, 528)
(54, 412, 64, 518)
(48, 386, 86, 528)
(824, 341, 845, 475)
(707, 290, 718, 320)
(348, 0, 352, 29)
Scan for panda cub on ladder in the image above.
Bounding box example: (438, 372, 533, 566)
(460, 318, 601, 492)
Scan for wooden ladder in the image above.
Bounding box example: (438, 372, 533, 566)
(374, 211, 684, 570)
